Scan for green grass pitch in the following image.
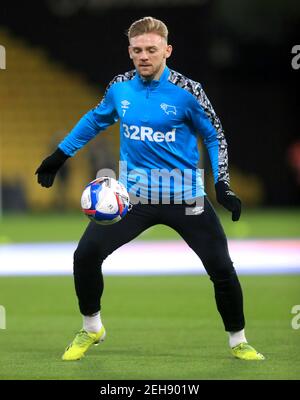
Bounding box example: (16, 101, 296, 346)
(0, 207, 300, 243)
(0, 275, 299, 380)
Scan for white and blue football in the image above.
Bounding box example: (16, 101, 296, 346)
(81, 177, 130, 225)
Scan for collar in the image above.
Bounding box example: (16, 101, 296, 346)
(135, 66, 170, 88)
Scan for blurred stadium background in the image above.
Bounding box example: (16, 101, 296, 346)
(0, 0, 299, 380)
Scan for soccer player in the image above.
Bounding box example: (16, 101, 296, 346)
(36, 17, 264, 361)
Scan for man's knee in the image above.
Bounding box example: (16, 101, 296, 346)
(204, 250, 236, 281)
(203, 252, 235, 281)
(209, 268, 238, 285)
(74, 240, 106, 269)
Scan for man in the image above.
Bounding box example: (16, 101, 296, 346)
(36, 17, 264, 361)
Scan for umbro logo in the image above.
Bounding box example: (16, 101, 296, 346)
(121, 100, 130, 116)
(190, 206, 204, 215)
(160, 103, 177, 115)
(121, 100, 130, 108)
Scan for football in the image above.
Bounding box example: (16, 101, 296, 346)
(81, 177, 130, 225)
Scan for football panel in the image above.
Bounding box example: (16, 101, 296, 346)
(96, 186, 119, 215)
(81, 186, 92, 209)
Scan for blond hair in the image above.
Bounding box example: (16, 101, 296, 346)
(127, 16, 168, 42)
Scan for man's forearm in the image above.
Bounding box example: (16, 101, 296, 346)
(59, 111, 100, 157)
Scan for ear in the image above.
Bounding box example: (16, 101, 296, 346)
(165, 44, 173, 59)
(128, 46, 133, 59)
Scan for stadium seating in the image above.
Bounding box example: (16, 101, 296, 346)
(0, 28, 118, 211)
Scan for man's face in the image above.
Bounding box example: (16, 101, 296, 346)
(128, 33, 172, 80)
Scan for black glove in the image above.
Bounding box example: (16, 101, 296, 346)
(215, 180, 241, 222)
(35, 148, 69, 188)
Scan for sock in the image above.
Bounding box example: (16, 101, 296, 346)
(228, 329, 247, 348)
(83, 311, 102, 333)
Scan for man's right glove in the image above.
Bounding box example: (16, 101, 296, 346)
(215, 180, 242, 222)
(35, 148, 69, 188)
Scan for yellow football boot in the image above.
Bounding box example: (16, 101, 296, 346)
(62, 326, 106, 361)
(231, 342, 265, 360)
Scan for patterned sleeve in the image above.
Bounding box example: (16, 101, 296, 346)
(196, 86, 230, 185)
(168, 69, 230, 185)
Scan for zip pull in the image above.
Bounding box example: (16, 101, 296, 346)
(146, 85, 150, 99)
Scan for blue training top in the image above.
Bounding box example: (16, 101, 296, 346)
(59, 66, 229, 202)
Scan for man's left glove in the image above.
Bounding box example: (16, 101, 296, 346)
(35, 148, 69, 188)
(215, 180, 241, 222)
